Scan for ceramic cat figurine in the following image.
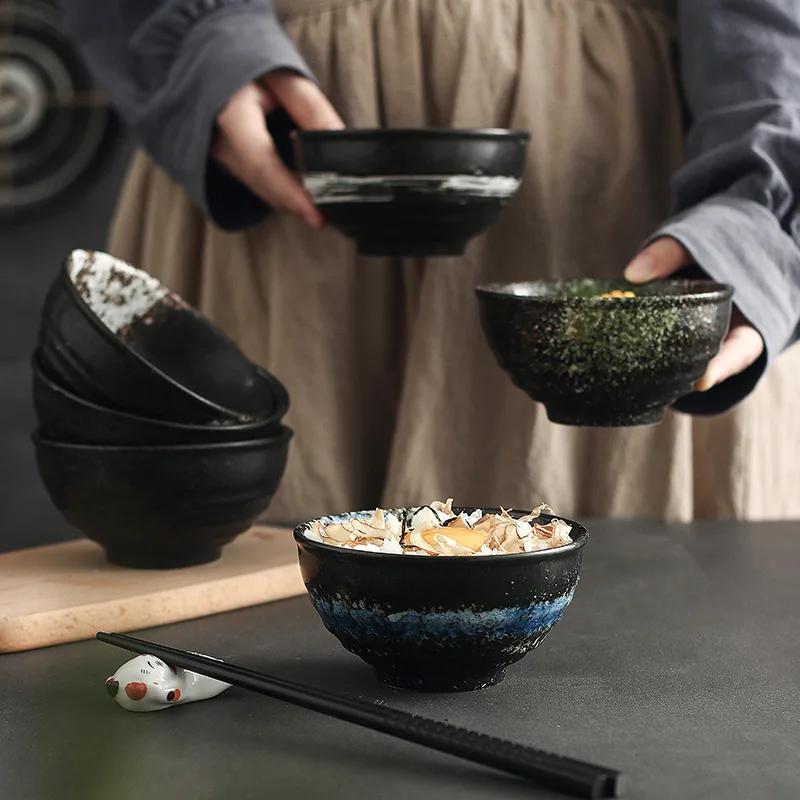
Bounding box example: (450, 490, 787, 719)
(106, 653, 231, 712)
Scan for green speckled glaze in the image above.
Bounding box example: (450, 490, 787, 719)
(561, 304, 682, 373)
(475, 278, 734, 427)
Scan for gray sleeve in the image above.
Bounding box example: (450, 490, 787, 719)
(650, 0, 800, 415)
(59, 0, 314, 229)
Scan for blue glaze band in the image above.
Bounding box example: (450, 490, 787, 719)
(309, 590, 575, 640)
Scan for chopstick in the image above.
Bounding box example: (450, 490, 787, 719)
(97, 632, 624, 799)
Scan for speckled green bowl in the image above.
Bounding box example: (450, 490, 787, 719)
(475, 278, 734, 427)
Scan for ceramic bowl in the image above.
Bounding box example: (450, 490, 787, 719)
(475, 278, 734, 427)
(37, 322, 112, 406)
(293, 129, 530, 257)
(31, 353, 289, 446)
(33, 427, 292, 569)
(294, 508, 587, 692)
(38, 250, 278, 425)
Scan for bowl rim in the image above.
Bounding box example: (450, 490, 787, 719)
(31, 425, 293, 452)
(31, 352, 290, 432)
(293, 507, 588, 564)
(475, 278, 734, 304)
(58, 251, 273, 423)
(294, 128, 532, 142)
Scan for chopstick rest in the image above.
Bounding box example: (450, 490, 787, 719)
(97, 632, 624, 799)
(105, 652, 231, 712)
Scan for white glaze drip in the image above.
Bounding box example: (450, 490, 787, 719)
(302, 173, 521, 204)
(68, 249, 168, 334)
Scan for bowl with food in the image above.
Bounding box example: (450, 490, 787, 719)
(293, 129, 529, 257)
(294, 500, 587, 692)
(475, 278, 734, 427)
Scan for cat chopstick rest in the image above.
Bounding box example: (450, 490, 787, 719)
(106, 653, 231, 712)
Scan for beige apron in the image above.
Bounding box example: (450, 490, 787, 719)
(108, 0, 800, 523)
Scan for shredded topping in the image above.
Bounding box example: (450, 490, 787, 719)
(304, 499, 573, 556)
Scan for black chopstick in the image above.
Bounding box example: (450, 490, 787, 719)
(97, 632, 624, 799)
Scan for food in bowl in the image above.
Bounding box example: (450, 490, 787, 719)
(305, 498, 573, 555)
(294, 504, 587, 692)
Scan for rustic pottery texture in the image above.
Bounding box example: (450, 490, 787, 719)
(476, 279, 734, 426)
(39, 250, 278, 425)
(295, 508, 587, 692)
(33, 428, 292, 569)
(294, 129, 529, 256)
(32, 355, 288, 446)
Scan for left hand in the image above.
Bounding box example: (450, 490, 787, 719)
(624, 237, 764, 392)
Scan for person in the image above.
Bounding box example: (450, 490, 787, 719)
(60, 0, 800, 523)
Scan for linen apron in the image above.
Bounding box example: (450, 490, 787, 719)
(107, 0, 800, 523)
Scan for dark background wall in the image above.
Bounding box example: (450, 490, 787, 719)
(1, 138, 133, 551)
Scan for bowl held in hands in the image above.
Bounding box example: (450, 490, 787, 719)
(294, 129, 529, 258)
(475, 278, 734, 427)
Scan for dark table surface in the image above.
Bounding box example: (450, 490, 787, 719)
(2, 519, 798, 800)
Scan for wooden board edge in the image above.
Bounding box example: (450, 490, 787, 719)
(0, 524, 294, 564)
(0, 565, 307, 654)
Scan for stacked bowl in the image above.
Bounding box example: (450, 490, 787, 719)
(32, 249, 292, 569)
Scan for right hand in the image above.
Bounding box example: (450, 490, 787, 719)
(213, 70, 344, 229)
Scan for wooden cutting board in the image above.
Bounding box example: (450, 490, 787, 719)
(0, 525, 306, 654)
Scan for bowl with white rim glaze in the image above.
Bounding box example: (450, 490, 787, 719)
(38, 250, 280, 424)
(294, 507, 587, 692)
(293, 129, 530, 257)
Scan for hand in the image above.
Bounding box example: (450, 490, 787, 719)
(624, 237, 764, 392)
(212, 70, 345, 229)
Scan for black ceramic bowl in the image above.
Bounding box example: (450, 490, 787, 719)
(33, 427, 292, 569)
(293, 129, 530, 257)
(39, 250, 277, 425)
(31, 353, 289, 446)
(294, 508, 587, 692)
(37, 321, 113, 406)
(475, 278, 734, 427)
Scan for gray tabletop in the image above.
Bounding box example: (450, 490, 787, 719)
(2, 520, 798, 800)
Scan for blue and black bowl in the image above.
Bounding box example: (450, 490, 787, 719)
(294, 508, 587, 692)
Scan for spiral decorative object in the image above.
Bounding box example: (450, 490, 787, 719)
(0, 0, 118, 220)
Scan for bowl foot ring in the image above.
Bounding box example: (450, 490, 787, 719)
(104, 545, 223, 570)
(544, 406, 667, 428)
(373, 665, 508, 693)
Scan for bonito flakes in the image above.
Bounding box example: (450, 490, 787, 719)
(305, 499, 573, 556)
